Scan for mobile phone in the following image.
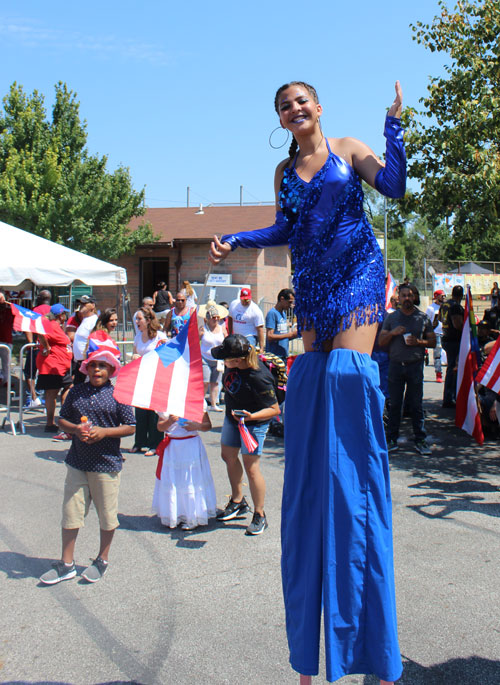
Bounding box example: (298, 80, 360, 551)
(232, 410, 247, 417)
(177, 417, 188, 426)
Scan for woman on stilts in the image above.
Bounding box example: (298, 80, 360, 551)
(209, 80, 406, 684)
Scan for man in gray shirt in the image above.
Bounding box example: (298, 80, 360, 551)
(379, 284, 436, 455)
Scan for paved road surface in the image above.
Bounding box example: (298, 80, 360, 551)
(1, 366, 499, 684)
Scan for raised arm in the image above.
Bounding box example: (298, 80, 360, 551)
(209, 161, 290, 264)
(346, 81, 406, 199)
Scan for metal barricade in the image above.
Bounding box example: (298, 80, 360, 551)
(17, 343, 43, 435)
(0, 343, 16, 435)
(115, 340, 135, 365)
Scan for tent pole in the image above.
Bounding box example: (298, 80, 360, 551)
(121, 286, 127, 341)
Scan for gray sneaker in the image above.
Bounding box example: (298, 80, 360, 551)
(39, 560, 76, 585)
(415, 440, 431, 455)
(216, 497, 251, 521)
(245, 511, 268, 536)
(81, 557, 108, 583)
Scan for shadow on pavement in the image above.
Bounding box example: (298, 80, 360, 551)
(376, 654, 500, 684)
(408, 496, 500, 520)
(389, 398, 500, 479)
(0, 551, 85, 581)
(34, 449, 67, 463)
(118, 513, 248, 548)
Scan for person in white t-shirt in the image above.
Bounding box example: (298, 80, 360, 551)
(425, 289, 445, 383)
(72, 295, 98, 384)
(227, 288, 265, 350)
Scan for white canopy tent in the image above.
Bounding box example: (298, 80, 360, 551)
(0, 221, 127, 287)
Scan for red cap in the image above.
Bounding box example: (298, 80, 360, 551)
(433, 289, 445, 298)
(240, 288, 252, 298)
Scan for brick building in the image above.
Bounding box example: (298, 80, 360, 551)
(93, 205, 291, 310)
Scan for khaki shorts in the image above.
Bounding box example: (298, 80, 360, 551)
(62, 465, 121, 531)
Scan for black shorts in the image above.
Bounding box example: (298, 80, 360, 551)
(36, 372, 72, 391)
(36, 374, 65, 391)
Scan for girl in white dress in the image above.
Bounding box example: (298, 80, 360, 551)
(152, 404, 216, 530)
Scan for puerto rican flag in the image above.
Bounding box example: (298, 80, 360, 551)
(10, 303, 50, 335)
(113, 312, 204, 422)
(385, 271, 398, 310)
(88, 332, 121, 361)
(475, 336, 500, 392)
(455, 286, 484, 445)
(237, 419, 258, 453)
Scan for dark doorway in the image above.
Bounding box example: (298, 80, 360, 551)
(140, 258, 170, 301)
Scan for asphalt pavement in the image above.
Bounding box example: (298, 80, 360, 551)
(1, 365, 499, 684)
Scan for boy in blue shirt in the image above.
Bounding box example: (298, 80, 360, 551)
(39, 345, 135, 585)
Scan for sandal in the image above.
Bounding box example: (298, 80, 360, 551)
(129, 446, 144, 454)
(144, 449, 157, 457)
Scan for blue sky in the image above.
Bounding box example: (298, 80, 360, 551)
(0, 0, 448, 208)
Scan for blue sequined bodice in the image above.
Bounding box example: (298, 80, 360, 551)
(279, 142, 385, 346)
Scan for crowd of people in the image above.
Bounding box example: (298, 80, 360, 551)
(2, 75, 497, 683)
(0, 282, 296, 578)
(376, 281, 500, 446)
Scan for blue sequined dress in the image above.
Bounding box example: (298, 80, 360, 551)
(221, 116, 405, 682)
(280, 137, 385, 345)
(222, 121, 404, 343)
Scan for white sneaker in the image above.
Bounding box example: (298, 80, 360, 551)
(26, 397, 42, 409)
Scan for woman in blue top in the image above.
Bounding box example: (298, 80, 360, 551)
(210, 81, 405, 685)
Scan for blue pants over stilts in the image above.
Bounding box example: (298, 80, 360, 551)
(281, 349, 402, 682)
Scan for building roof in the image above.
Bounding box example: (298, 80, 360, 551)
(129, 206, 276, 244)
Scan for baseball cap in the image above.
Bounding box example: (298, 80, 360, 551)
(433, 289, 445, 298)
(211, 334, 251, 360)
(50, 303, 70, 315)
(240, 288, 252, 298)
(77, 295, 96, 305)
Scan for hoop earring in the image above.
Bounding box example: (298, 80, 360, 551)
(269, 126, 290, 149)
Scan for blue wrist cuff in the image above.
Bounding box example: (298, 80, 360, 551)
(221, 211, 289, 250)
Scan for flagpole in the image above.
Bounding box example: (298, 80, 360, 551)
(198, 264, 213, 308)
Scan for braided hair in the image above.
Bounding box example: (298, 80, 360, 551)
(274, 81, 320, 159)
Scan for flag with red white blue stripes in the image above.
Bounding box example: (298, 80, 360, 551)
(237, 418, 258, 453)
(475, 335, 500, 393)
(455, 286, 484, 445)
(113, 312, 204, 422)
(10, 303, 50, 335)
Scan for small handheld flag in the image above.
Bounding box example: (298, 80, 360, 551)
(237, 418, 258, 453)
(10, 303, 50, 335)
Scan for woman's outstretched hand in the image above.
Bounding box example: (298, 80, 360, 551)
(387, 80, 403, 119)
(209, 235, 232, 264)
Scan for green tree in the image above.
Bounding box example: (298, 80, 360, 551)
(0, 82, 155, 259)
(405, 0, 500, 260)
(363, 183, 449, 280)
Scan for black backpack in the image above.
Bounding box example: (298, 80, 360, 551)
(258, 352, 287, 404)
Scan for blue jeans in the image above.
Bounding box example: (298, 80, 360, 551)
(433, 333, 442, 374)
(221, 416, 269, 455)
(387, 360, 426, 442)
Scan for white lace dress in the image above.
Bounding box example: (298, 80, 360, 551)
(151, 416, 216, 528)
